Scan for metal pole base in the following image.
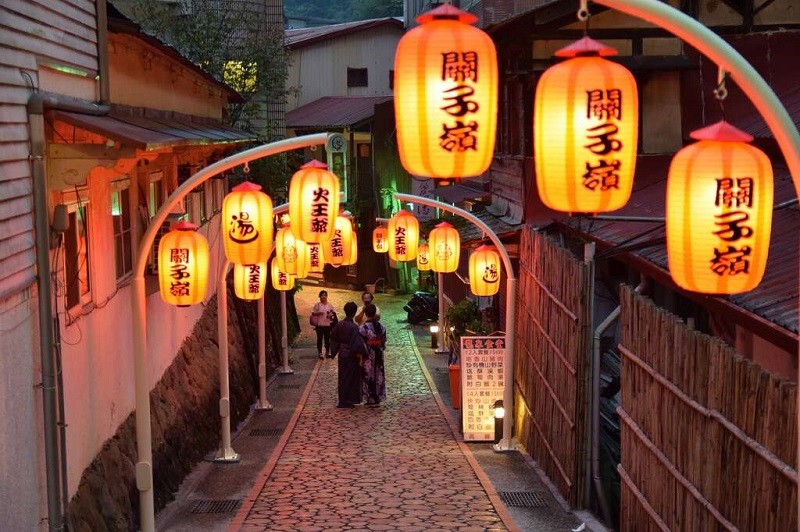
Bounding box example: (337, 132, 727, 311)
(213, 448, 241, 463)
(278, 366, 294, 374)
(492, 439, 516, 453)
(256, 400, 273, 410)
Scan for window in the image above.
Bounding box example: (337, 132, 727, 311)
(111, 186, 133, 280)
(347, 67, 368, 87)
(65, 204, 91, 310)
(188, 188, 206, 225)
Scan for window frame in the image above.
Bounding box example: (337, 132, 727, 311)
(347, 67, 368, 88)
(111, 179, 133, 282)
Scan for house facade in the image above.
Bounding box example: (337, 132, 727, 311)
(0, 1, 255, 529)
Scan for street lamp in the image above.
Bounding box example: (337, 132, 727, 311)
(429, 324, 439, 349)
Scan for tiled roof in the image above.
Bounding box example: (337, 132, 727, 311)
(285, 18, 403, 49)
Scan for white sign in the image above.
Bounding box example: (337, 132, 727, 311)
(460, 336, 506, 441)
(411, 177, 435, 222)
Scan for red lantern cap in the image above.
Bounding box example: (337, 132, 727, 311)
(301, 160, 328, 170)
(417, 3, 478, 24)
(689, 120, 754, 143)
(232, 181, 262, 192)
(475, 244, 493, 252)
(555, 36, 619, 58)
(436, 221, 454, 228)
(173, 221, 198, 231)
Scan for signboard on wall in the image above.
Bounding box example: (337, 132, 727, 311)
(460, 336, 506, 441)
(326, 133, 348, 201)
(411, 177, 435, 222)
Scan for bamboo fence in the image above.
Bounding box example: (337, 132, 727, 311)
(618, 287, 797, 531)
(515, 226, 591, 505)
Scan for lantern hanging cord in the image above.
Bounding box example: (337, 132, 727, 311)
(714, 68, 728, 120)
(243, 162, 250, 174)
(578, 0, 590, 34)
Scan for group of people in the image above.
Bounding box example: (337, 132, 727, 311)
(311, 290, 387, 408)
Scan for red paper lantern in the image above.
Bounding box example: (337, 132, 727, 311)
(534, 37, 639, 213)
(428, 221, 460, 273)
(394, 4, 498, 178)
(270, 257, 295, 291)
(387, 210, 419, 262)
(307, 242, 325, 273)
(288, 160, 340, 243)
(416, 242, 431, 272)
(275, 226, 309, 276)
(667, 121, 773, 294)
(158, 221, 209, 306)
(233, 262, 267, 301)
(323, 215, 354, 268)
(222, 181, 274, 264)
(469, 245, 501, 296)
(373, 225, 389, 253)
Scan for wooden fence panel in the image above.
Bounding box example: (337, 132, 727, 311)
(514, 226, 591, 505)
(619, 287, 797, 530)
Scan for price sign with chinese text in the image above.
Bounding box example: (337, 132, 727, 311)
(460, 336, 505, 441)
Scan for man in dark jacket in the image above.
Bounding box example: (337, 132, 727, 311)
(330, 301, 366, 408)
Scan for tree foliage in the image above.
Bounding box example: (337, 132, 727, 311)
(285, 0, 402, 23)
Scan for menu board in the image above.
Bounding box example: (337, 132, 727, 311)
(460, 336, 506, 441)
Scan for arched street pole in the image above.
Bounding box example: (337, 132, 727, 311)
(396, 193, 517, 451)
(131, 134, 328, 532)
(214, 260, 239, 462)
(271, 203, 294, 375)
(590, 0, 800, 523)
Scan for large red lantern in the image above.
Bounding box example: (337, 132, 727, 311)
(233, 262, 267, 301)
(394, 4, 498, 178)
(416, 242, 431, 272)
(428, 221, 460, 272)
(222, 181, 274, 264)
(469, 245, 501, 296)
(158, 221, 209, 306)
(373, 225, 389, 253)
(387, 210, 419, 262)
(288, 160, 340, 243)
(275, 226, 309, 276)
(323, 215, 354, 268)
(534, 37, 639, 213)
(270, 257, 295, 291)
(667, 121, 773, 294)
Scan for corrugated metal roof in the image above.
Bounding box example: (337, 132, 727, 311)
(51, 109, 257, 151)
(558, 155, 799, 338)
(286, 96, 393, 129)
(285, 18, 403, 49)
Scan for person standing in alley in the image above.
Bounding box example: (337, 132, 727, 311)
(310, 290, 335, 359)
(330, 301, 366, 408)
(355, 290, 380, 325)
(359, 303, 386, 407)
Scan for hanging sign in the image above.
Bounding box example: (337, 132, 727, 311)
(460, 336, 506, 441)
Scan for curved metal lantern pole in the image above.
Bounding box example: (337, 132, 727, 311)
(396, 193, 517, 451)
(131, 134, 329, 532)
(271, 203, 294, 375)
(214, 260, 239, 462)
(590, 0, 800, 524)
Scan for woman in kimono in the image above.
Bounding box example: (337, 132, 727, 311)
(359, 303, 387, 407)
(330, 302, 365, 408)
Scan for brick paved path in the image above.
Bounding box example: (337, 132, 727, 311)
(233, 325, 509, 531)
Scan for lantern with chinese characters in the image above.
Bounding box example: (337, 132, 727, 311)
(307, 242, 325, 273)
(667, 121, 773, 294)
(416, 241, 431, 271)
(394, 4, 498, 178)
(323, 215, 354, 268)
(275, 226, 309, 276)
(534, 37, 638, 213)
(289, 160, 340, 243)
(233, 262, 267, 301)
(469, 245, 501, 296)
(158, 221, 209, 306)
(387, 210, 419, 262)
(270, 257, 295, 291)
(222, 182, 274, 264)
(373, 225, 389, 253)
(429, 222, 460, 272)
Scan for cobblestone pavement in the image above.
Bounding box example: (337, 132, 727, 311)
(232, 287, 510, 531)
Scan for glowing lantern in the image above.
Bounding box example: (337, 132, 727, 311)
(429, 222, 460, 272)
(323, 215, 354, 268)
(308, 242, 325, 273)
(270, 257, 295, 291)
(233, 262, 267, 301)
(534, 37, 639, 213)
(469, 245, 501, 296)
(275, 226, 309, 276)
(667, 121, 773, 294)
(222, 181, 274, 264)
(394, 4, 498, 178)
(373, 226, 389, 253)
(387, 210, 419, 262)
(416, 241, 431, 272)
(288, 160, 340, 243)
(344, 219, 358, 266)
(157, 221, 209, 306)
